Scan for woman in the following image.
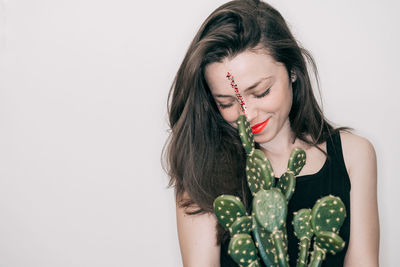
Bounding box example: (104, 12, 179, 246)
(165, 0, 379, 266)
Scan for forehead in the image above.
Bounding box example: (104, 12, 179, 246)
(204, 50, 281, 93)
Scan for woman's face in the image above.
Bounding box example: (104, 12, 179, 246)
(204, 49, 294, 144)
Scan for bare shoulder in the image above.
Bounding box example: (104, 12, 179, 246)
(176, 191, 220, 267)
(339, 131, 380, 265)
(339, 131, 377, 179)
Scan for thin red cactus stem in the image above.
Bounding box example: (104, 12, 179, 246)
(226, 72, 248, 117)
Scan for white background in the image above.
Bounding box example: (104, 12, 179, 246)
(0, 0, 398, 266)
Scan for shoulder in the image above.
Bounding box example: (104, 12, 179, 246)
(339, 130, 376, 179)
(338, 131, 380, 265)
(176, 192, 221, 266)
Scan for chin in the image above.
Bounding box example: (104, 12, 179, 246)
(254, 133, 271, 144)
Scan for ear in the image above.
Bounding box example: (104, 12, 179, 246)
(290, 70, 297, 83)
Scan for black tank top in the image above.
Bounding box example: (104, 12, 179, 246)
(220, 132, 351, 267)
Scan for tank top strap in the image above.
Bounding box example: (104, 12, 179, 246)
(327, 131, 342, 163)
(326, 130, 351, 190)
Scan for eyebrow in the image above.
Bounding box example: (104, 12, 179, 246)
(214, 76, 272, 98)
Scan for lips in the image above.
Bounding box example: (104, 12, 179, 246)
(251, 118, 270, 134)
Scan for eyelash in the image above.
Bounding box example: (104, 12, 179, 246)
(218, 103, 234, 109)
(255, 88, 271, 98)
(217, 88, 271, 109)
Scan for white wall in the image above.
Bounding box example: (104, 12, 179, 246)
(0, 0, 398, 266)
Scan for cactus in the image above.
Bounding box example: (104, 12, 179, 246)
(240, 115, 299, 267)
(237, 114, 255, 156)
(228, 233, 260, 266)
(291, 195, 347, 267)
(213, 195, 247, 230)
(239, 114, 275, 194)
(213, 195, 260, 266)
(307, 195, 347, 267)
(230, 216, 253, 236)
(287, 148, 306, 176)
(213, 115, 347, 267)
(252, 217, 276, 266)
(275, 147, 305, 202)
(246, 149, 275, 194)
(308, 232, 345, 267)
(314, 231, 345, 255)
(253, 189, 289, 267)
(275, 171, 295, 201)
(293, 209, 313, 267)
(308, 244, 325, 267)
(310, 195, 346, 234)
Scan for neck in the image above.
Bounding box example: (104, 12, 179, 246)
(258, 120, 297, 157)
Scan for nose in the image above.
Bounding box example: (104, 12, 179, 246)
(244, 103, 258, 126)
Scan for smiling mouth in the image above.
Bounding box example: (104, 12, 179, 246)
(251, 118, 270, 134)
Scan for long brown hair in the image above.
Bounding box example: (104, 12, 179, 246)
(164, 0, 343, 243)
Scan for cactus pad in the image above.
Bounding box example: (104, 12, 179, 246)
(213, 195, 247, 230)
(237, 115, 255, 156)
(253, 189, 287, 233)
(293, 208, 313, 240)
(246, 149, 275, 194)
(230, 216, 253, 236)
(275, 171, 296, 201)
(252, 217, 276, 266)
(287, 148, 306, 176)
(270, 230, 289, 267)
(293, 209, 313, 267)
(253, 149, 275, 187)
(228, 233, 259, 266)
(315, 231, 345, 255)
(311, 195, 346, 234)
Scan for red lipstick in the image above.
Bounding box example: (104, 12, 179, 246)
(251, 118, 270, 134)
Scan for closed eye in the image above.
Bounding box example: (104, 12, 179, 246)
(254, 88, 271, 98)
(218, 102, 234, 109)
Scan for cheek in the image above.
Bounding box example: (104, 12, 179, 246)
(273, 88, 293, 113)
(219, 108, 240, 125)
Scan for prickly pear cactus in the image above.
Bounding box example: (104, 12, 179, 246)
(253, 189, 289, 267)
(287, 148, 306, 176)
(275, 171, 295, 201)
(237, 114, 255, 156)
(228, 233, 260, 266)
(292, 195, 348, 267)
(292, 209, 313, 267)
(213, 115, 347, 267)
(311, 195, 346, 234)
(213, 195, 260, 266)
(252, 217, 276, 266)
(246, 149, 275, 195)
(253, 189, 287, 232)
(307, 195, 347, 267)
(314, 231, 345, 255)
(239, 115, 303, 267)
(213, 195, 247, 230)
(308, 244, 326, 267)
(230, 216, 253, 236)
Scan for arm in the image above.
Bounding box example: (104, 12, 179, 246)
(176, 192, 220, 267)
(341, 132, 380, 267)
